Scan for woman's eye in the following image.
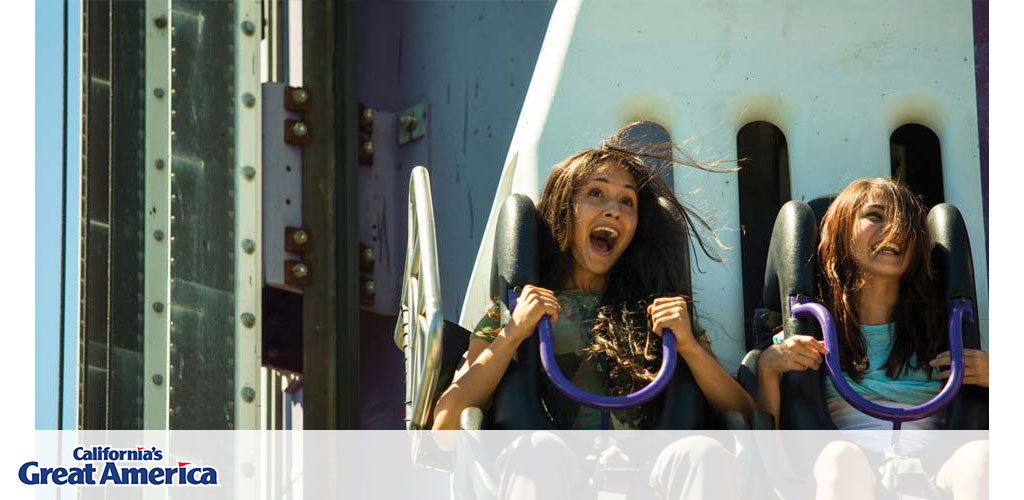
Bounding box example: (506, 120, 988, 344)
(866, 212, 883, 222)
(588, 188, 602, 197)
(622, 197, 634, 207)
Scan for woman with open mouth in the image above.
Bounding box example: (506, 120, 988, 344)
(432, 125, 756, 499)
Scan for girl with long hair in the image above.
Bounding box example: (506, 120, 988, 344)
(757, 178, 989, 499)
(432, 137, 754, 430)
(432, 126, 756, 500)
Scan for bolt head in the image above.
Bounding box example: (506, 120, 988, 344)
(292, 88, 309, 104)
(242, 165, 256, 180)
(400, 115, 418, 131)
(362, 246, 374, 262)
(154, 230, 165, 241)
(152, 302, 165, 313)
(154, 88, 165, 98)
(292, 121, 308, 137)
(242, 93, 256, 108)
(241, 239, 255, 254)
(361, 107, 374, 122)
(241, 312, 256, 328)
(154, 16, 168, 29)
(292, 229, 309, 245)
(155, 158, 166, 170)
(362, 140, 374, 154)
(291, 263, 309, 279)
(152, 374, 164, 386)
(241, 387, 256, 403)
(241, 20, 256, 36)
(363, 279, 376, 295)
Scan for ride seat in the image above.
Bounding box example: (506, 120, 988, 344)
(460, 193, 731, 430)
(738, 199, 988, 430)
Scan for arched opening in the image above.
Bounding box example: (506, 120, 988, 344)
(737, 121, 790, 349)
(613, 120, 674, 187)
(890, 124, 944, 209)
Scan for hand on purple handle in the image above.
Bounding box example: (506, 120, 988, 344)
(789, 297, 972, 428)
(537, 315, 677, 411)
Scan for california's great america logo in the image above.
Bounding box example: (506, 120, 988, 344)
(18, 446, 218, 486)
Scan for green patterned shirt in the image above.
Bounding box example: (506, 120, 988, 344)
(472, 291, 647, 429)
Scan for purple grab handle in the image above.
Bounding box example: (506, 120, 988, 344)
(789, 297, 972, 430)
(508, 290, 678, 414)
(537, 315, 677, 411)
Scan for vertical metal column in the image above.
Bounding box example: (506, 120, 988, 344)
(235, 0, 263, 431)
(143, 0, 172, 430)
(302, 0, 360, 430)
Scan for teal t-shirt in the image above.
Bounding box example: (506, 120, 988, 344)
(825, 323, 942, 429)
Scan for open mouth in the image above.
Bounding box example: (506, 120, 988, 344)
(871, 243, 901, 256)
(589, 226, 619, 256)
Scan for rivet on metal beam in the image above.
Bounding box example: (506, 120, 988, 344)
(241, 20, 256, 36)
(361, 139, 374, 155)
(399, 114, 418, 132)
(292, 88, 309, 104)
(155, 158, 166, 170)
(241, 387, 256, 403)
(152, 374, 164, 386)
(291, 262, 309, 279)
(241, 312, 256, 328)
(291, 121, 308, 137)
(242, 165, 256, 180)
(154, 88, 166, 98)
(241, 239, 256, 254)
(242, 93, 256, 108)
(154, 16, 168, 29)
(292, 229, 309, 246)
(154, 230, 165, 241)
(152, 302, 165, 313)
(362, 279, 376, 296)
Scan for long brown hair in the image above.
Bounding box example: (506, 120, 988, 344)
(817, 178, 942, 380)
(535, 133, 729, 399)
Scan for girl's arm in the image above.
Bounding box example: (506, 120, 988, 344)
(755, 335, 828, 428)
(431, 285, 561, 430)
(678, 337, 758, 415)
(756, 357, 783, 428)
(432, 333, 522, 430)
(648, 297, 756, 415)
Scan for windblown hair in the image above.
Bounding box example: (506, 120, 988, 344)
(817, 178, 943, 381)
(535, 125, 731, 401)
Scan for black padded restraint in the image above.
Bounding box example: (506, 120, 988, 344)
(489, 194, 555, 429)
(763, 200, 836, 430)
(927, 204, 988, 430)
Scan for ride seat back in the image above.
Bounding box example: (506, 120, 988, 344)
(754, 199, 987, 430)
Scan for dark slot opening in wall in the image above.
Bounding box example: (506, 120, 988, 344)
(890, 124, 944, 209)
(737, 121, 790, 349)
(613, 120, 674, 188)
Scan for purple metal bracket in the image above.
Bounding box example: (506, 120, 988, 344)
(509, 290, 677, 429)
(789, 296, 972, 430)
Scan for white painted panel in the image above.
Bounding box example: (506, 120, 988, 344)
(462, 0, 988, 371)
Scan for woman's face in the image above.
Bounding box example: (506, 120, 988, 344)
(849, 193, 912, 280)
(569, 162, 639, 284)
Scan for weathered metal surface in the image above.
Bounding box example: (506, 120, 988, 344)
(167, 0, 238, 429)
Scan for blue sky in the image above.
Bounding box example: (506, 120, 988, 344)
(35, 0, 78, 430)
